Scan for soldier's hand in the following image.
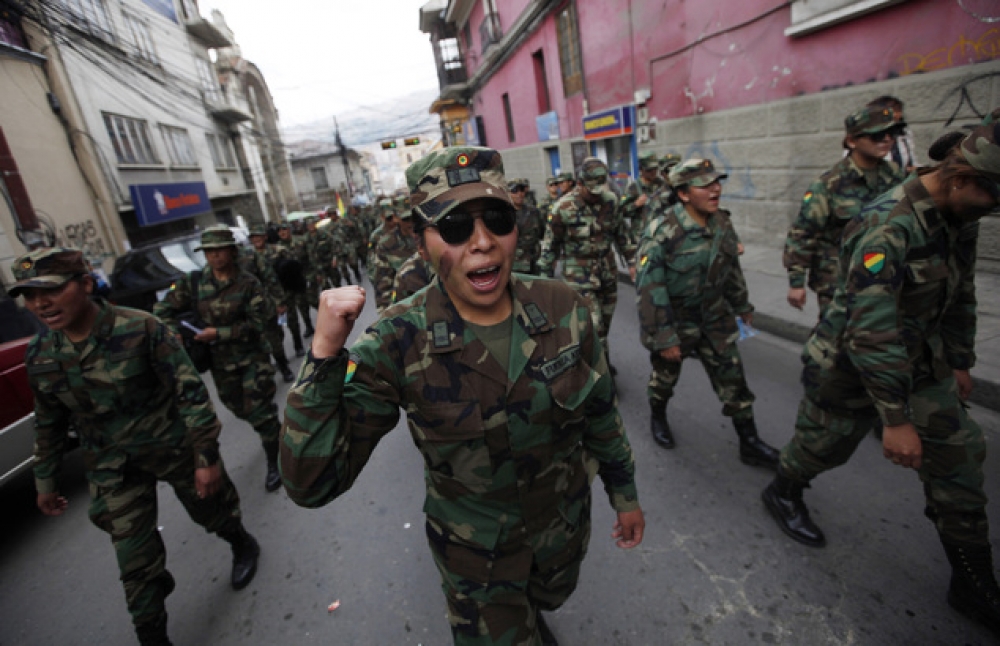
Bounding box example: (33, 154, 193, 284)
(659, 346, 682, 363)
(635, 194, 649, 208)
(195, 327, 218, 343)
(313, 286, 366, 358)
(195, 465, 222, 499)
(787, 287, 807, 310)
(37, 492, 68, 516)
(612, 508, 645, 548)
(882, 422, 922, 470)
(954, 369, 974, 401)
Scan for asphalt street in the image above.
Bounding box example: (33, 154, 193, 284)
(1, 276, 999, 646)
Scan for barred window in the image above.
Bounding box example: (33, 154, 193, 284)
(206, 132, 237, 169)
(161, 125, 198, 166)
(62, 0, 115, 42)
(123, 12, 158, 65)
(103, 113, 159, 165)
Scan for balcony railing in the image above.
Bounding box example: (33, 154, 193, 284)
(201, 88, 251, 124)
(479, 12, 502, 54)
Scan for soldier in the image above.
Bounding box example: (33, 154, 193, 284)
(660, 152, 681, 184)
(371, 205, 418, 314)
(784, 105, 907, 320)
(622, 150, 668, 249)
(555, 170, 575, 197)
(328, 207, 362, 284)
(538, 157, 635, 350)
(243, 225, 295, 383)
(537, 176, 560, 218)
(11, 247, 259, 646)
(154, 226, 283, 493)
(509, 178, 544, 274)
(305, 216, 340, 290)
(391, 249, 436, 305)
(635, 158, 779, 466)
(280, 146, 644, 646)
(366, 198, 394, 270)
(275, 222, 315, 344)
(762, 122, 1000, 635)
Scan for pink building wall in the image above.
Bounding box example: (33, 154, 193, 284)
(468, 0, 999, 150)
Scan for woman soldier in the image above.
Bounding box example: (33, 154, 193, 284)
(280, 146, 644, 646)
(763, 121, 1000, 634)
(155, 226, 283, 492)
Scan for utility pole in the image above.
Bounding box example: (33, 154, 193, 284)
(334, 117, 352, 198)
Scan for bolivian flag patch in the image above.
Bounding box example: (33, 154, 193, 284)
(345, 353, 359, 384)
(863, 249, 886, 274)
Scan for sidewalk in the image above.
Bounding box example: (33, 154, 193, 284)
(619, 242, 1000, 412)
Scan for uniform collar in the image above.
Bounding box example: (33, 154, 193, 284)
(901, 175, 946, 238)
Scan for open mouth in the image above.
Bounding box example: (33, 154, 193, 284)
(38, 309, 64, 325)
(467, 265, 502, 291)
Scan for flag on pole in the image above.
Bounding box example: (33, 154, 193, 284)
(337, 192, 346, 216)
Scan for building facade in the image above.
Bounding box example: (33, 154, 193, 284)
(422, 0, 1000, 261)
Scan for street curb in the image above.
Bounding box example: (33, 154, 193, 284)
(618, 271, 1000, 413)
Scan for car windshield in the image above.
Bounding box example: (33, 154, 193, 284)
(162, 242, 202, 272)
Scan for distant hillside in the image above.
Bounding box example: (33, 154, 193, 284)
(281, 88, 440, 146)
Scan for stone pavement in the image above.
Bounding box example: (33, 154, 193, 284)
(617, 241, 1000, 412)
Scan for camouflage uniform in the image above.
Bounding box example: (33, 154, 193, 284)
(11, 248, 257, 645)
(538, 159, 635, 342)
(512, 201, 544, 275)
(330, 214, 362, 282)
(239, 243, 292, 378)
(783, 107, 907, 318)
(371, 225, 418, 313)
(154, 237, 282, 471)
(536, 177, 559, 221)
(272, 228, 315, 344)
(621, 151, 667, 247)
(307, 222, 340, 290)
(392, 250, 436, 305)
(281, 276, 639, 645)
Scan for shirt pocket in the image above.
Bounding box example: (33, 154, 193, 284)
(905, 260, 949, 320)
(109, 346, 159, 411)
(665, 250, 703, 298)
(408, 401, 488, 472)
(547, 359, 599, 446)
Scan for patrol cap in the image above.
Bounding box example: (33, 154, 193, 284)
(545, 176, 558, 187)
(278, 221, 290, 230)
(638, 150, 659, 171)
(660, 152, 681, 170)
(669, 158, 728, 188)
(928, 131, 966, 162)
(508, 178, 529, 192)
(406, 146, 512, 224)
(249, 224, 267, 236)
(194, 225, 237, 251)
(960, 122, 1000, 195)
(8, 247, 88, 297)
(578, 157, 609, 190)
(845, 106, 898, 137)
(556, 171, 575, 183)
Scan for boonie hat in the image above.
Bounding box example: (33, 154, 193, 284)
(406, 146, 512, 224)
(195, 225, 237, 251)
(845, 106, 897, 137)
(669, 158, 728, 188)
(8, 247, 88, 298)
(638, 150, 659, 171)
(960, 122, 1000, 195)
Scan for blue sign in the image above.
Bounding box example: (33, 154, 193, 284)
(130, 182, 211, 227)
(142, 0, 178, 23)
(536, 111, 560, 142)
(582, 105, 634, 141)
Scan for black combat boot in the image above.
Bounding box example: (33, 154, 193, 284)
(733, 418, 780, 470)
(941, 540, 1000, 635)
(276, 357, 295, 383)
(263, 441, 281, 493)
(135, 618, 172, 646)
(762, 469, 826, 547)
(536, 612, 558, 646)
(304, 322, 315, 338)
(220, 525, 260, 590)
(650, 400, 675, 449)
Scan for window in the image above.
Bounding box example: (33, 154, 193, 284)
(556, 4, 582, 96)
(502, 93, 515, 143)
(62, 0, 115, 41)
(0, 11, 28, 49)
(180, 0, 198, 21)
(532, 50, 551, 114)
(103, 113, 159, 165)
(160, 125, 197, 166)
(311, 167, 329, 190)
(196, 57, 219, 103)
(786, 0, 908, 37)
(123, 12, 158, 65)
(206, 132, 237, 169)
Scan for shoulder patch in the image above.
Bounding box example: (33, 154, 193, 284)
(803, 191, 813, 202)
(345, 353, 359, 384)
(863, 248, 886, 274)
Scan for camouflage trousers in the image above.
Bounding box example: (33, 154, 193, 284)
(562, 258, 617, 341)
(212, 357, 281, 446)
(87, 455, 242, 633)
(648, 337, 755, 422)
(426, 504, 591, 646)
(283, 292, 313, 349)
(264, 316, 288, 366)
(780, 364, 989, 546)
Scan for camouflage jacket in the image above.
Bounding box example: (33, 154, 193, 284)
(636, 202, 752, 354)
(239, 246, 284, 311)
(803, 176, 977, 426)
(281, 274, 639, 552)
(537, 188, 635, 276)
(621, 176, 666, 245)
(330, 217, 360, 264)
(153, 266, 271, 370)
(392, 251, 436, 305)
(513, 203, 544, 273)
(306, 229, 335, 283)
(372, 229, 418, 310)
(783, 155, 905, 296)
(28, 300, 221, 493)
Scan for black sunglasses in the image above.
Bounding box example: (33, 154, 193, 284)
(864, 130, 895, 143)
(429, 207, 516, 245)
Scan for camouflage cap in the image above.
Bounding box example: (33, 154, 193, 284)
(960, 122, 1000, 194)
(278, 221, 290, 229)
(845, 106, 897, 137)
(669, 158, 728, 188)
(508, 178, 529, 191)
(249, 224, 267, 236)
(406, 146, 512, 223)
(545, 176, 558, 187)
(556, 171, 575, 183)
(660, 152, 682, 170)
(578, 157, 609, 188)
(194, 225, 237, 251)
(393, 195, 409, 208)
(8, 247, 88, 297)
(638, 150, 659, 171)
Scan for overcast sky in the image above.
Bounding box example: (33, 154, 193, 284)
(204, 0, 440, 127)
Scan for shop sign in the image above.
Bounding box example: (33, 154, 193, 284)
(582, 106, 634, 141)
(130, 182, 211, 227)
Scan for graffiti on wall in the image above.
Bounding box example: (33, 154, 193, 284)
(59, 219, 114, 269)
(682, 141, 757, 201)
(897, 28, 1000, 76)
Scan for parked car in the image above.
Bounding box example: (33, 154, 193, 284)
(0, 294, 43, 487)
